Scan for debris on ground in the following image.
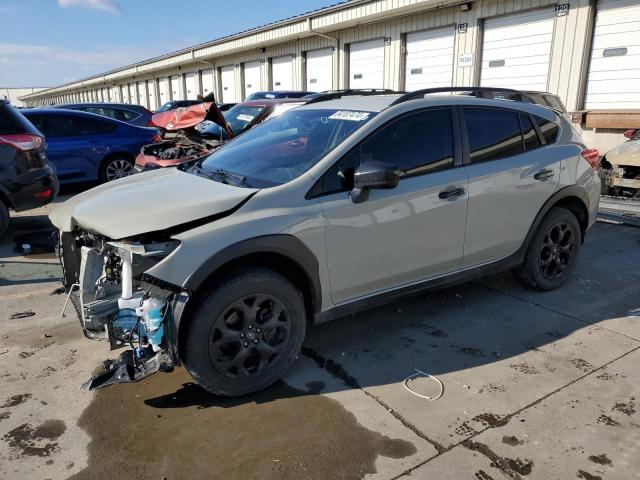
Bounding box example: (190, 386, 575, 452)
(403, 369, 444, 401)
(10, 311, 36, 320)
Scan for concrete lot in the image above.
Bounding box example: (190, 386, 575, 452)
(0, 196, 638, 480)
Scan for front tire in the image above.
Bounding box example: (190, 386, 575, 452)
(183, 268, 306, 397)
(515, 207, 581, 291)
(99, 156, 134, 183)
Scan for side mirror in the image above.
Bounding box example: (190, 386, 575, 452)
(624, 129, 638, 139)
(350, 161, 400, 204)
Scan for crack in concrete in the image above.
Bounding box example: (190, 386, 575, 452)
(478, 282, 640, 343)
(303, 300, 640, 480)
(390, 346, 640, 478)
(300, 346, 447, 455)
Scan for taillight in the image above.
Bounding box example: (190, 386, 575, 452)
(581, 148, 600, 169)
(147, 119, 155, 127)
(152, 134, 161, 143)
(33, 188, 52, 200)
(0, 134, 44, 152)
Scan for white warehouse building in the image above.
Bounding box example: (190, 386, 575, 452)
(19, 0, 640, 152)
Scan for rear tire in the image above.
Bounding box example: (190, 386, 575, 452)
(182, 267, 306, 397)
(0, 201, 9, 239)
(99, 155, 134, 183)
(515, 207, 581, 291)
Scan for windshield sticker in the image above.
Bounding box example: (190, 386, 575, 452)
(328, 111, 371, 122)
(236, 114, 255, 122)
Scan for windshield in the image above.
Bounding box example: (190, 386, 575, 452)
(223, 105, 266, 133)
(199, 108, 376, 187)
(246, 92, 275, 101)
(155, 102, 176, 113)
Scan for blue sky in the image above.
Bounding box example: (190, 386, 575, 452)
(0, 0, 337, 87)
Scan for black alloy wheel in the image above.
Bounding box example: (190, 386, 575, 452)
(209, 294, 291, 378)
(538, 221, 576, 280)
(183, 267, 306, 397)
(515, 206, 581, 291)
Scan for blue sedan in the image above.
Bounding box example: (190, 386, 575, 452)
(23, 108, 159, 184)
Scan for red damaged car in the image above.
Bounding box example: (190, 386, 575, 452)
(134, 101, 233, 171)
(134, 98, 306, 171)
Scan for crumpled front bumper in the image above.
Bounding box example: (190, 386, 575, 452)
(57, 232, 189, 390)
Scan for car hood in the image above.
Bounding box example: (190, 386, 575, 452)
(49, 168, 258, 239)
(152, 103, 213, 130)
(606, 140, 640, 167)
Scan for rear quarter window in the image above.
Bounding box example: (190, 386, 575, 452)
(0, 104, 41, 135)
(121, 110, 140, 121)
(543, 95, 566, 112)
(536, 117, 560, 144)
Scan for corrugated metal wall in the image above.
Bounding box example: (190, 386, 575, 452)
(23, 0, 599, 113)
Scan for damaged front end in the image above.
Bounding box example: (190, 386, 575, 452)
(58, 230, 187, 390)
(135, 137, 221, 171)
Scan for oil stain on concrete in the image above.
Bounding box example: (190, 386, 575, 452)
(2, 420, 66, 458)
(70, 368, 416, 480)
(1, 393, 32, 408)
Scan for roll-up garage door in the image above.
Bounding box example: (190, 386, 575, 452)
(349, 39, 385, 89)
(185, 73, 197, 100)
(405, 27, 455, 91)
(220, 65, 236, 103)
(481, 9, 555, 91)
(121, 85, 129, 104)
(306, 48, 333, 92)
(109, 86, 119, 102)
(585, 0, 640, 108)
(137, 81, 147, 107)
(158, 78, 169, 106)
(201, 69, 214, 98)
(243, 61, 261, 99)
(170, 76, 181, 101)
(272, 56, 293, 91)
(147, 80, 157, 111)
(128, 84, 136, 105)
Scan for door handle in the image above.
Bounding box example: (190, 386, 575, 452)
(534, 169, 554, 181)
(438, 187, 466, 200)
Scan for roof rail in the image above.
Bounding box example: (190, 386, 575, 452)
(389, 87, 539, 107)
(305, 89, 404, 105)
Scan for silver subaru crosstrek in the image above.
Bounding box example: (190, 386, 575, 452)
(51, 88, 601, 396)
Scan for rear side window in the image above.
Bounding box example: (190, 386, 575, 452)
(463, 108, 523, 163)
(42, 115, 76, 137)
(41, 115, 116, 137)
(85, 107, 139, 122)
(121, 110, 140, 121)
(519, 114, 542, 151)
(360, 108, 454, 175)
(537, 117, 560, 144)
(88, 118, 117, 134)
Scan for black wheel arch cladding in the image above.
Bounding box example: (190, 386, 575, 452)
(180, 234, 321, 323)
(522, 185, 590, 249)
